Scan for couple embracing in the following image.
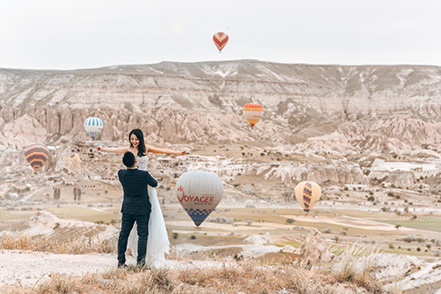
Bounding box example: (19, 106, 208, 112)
(97, 129, 186, 268)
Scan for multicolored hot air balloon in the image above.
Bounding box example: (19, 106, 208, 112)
(213, 32, 229, 52)
(24, 143, 50, 173)
(84, 117, 103, 139)
(295, 181, 321, 213)
(176, 171, 223, 226)
(243, 103, 264, 127)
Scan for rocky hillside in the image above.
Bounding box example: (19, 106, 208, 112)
(1, 59, 441, 154)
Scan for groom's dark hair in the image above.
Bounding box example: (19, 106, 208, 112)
(122, 152, 136, 168)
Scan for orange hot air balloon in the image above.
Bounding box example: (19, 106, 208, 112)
(243, 103, 264, 127)
(213, 32, 229, 52)
(24, 143, 50, 173)
(295, 181, 321, 213)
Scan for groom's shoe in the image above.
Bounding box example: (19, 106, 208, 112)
(117, 262, 127, 268)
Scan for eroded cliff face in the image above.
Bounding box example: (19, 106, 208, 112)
(2, 60, 441, 151)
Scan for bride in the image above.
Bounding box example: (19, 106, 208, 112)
(97, 128, 186, 267)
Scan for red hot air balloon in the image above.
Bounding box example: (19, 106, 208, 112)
(24, 143, 50, 173)
(213, 32, 229, 52)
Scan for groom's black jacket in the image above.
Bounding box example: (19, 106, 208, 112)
(118, 168, 157, 215)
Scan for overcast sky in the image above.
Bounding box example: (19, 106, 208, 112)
(0, 0, 440, 70)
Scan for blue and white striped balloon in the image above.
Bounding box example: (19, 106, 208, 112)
(84, 117, 103, 139)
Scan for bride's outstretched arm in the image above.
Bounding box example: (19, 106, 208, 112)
(97, 146, 129, 154)
(146, 145, 187, 156)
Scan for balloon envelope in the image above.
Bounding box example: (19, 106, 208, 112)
(213, 32, 229, 52)
(24, 143, 50, 173)
(243, 103, 264, 127)
(176, 171, 223, 226)
(84, 117, 103, 139)
(295, 181, 321, 212)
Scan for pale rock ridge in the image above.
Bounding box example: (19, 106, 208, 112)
(296, 229, 330, 263)
(2, 60, 441, 187)
(1, 61, 441, 150)
(256, 162, 366, 185)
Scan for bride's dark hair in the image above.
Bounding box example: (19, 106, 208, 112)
(129, 129, 146, 157)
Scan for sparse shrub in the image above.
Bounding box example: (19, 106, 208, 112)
(367, 196, 375, 202)
(403, 235, 416, 243)
(285, 218, 295, 224)
(322, 228, 332, 234)
(190, 235, 196, 240)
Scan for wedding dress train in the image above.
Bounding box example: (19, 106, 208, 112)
(127, 156, 170, 267)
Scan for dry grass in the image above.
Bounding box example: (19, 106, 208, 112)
(0, 235, 392, 293)
(1, 246, 392, 294)
(331, 243, 386, 294)
(4, 260, 388, 294)
(0, 233, 115, 254)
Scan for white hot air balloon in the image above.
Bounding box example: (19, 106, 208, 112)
(176, 171, 223, 226)
(84, 117, 103, 139)
(295, 181, 321, 213)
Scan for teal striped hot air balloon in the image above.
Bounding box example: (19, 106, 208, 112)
(84, 117, 103, 139)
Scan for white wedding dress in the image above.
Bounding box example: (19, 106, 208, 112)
(127, 155, 170, 267)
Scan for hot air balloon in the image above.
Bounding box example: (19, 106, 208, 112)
(243, 103, 264, 127)
(295, 181, 321, 213)
(84, 117, 103, 139)
(213, 32, 229, 52)
(176, 171, 223, 226)
(24, 143, 50, 173)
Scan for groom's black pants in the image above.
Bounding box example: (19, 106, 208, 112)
(117, 213, 150, 265)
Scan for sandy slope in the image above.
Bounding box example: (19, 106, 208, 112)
(0, 250, 116, 287)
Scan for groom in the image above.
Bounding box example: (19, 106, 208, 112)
(117, 151, 157, 268)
